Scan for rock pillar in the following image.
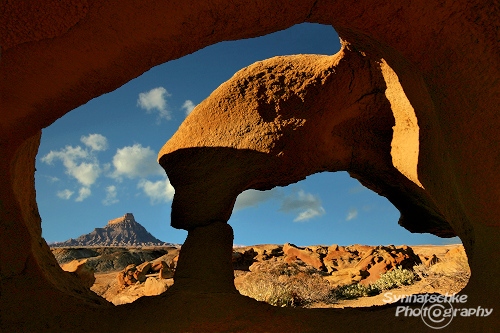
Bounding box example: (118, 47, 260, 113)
(172, 221, 237, 294)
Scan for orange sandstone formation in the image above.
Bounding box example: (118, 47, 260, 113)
(1, 0, 499, 332)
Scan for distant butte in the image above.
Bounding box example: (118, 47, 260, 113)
(51, 213, 169, 247)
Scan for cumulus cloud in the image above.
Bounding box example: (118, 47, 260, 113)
(137, 87, 171, 121)
(294, 208, 325, 222)
(137, 177, 175, 204)
(346, 208, 358, 221)
(81, 133, 108, 151)
(111, 144, 164, 180)
(70, 162, 101, 187)
(103, 185, 119, 206)
(234, 189, 279, 210)
(75, 187, 91, 202)
(57, 189, 74, 200)
(182, 100, 196, 116)
(280, 190, 326, 222)
(47, 176, 60, 183)
(41, 144, 102, 187)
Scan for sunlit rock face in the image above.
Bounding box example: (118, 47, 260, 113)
(159, 46, 452, 238)
(1, 0, 499, 332)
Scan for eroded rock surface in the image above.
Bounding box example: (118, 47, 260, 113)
(1, 0, 499, 332)
(159, 47, 452, 238)
(60, 259, 96, 289)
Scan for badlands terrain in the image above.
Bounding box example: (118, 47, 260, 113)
(52, 242, 469, 308)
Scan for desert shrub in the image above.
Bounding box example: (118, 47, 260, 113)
(333, 283, 381, 299)
(413, 249, 470, 293)
(237, 261, 335, 307)
(333, 267, 415, 300)
(372, 266, 416, 291)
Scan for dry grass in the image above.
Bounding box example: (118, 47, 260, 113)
(236, 248, 471, 307)
(413, 250, 470, 294)
(236, 261, 335, 307)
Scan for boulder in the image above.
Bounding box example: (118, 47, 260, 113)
(60, 259, 95, 289)
(143, 277, 169, 297)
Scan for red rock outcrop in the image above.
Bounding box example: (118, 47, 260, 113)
(1, 1, 499, 332)
(283, 243, 326, 271)
(355, 245, 421, 284)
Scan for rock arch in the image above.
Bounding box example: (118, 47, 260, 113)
(1, 1, 499, 331)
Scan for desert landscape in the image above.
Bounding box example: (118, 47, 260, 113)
(54, 241, 469, 309)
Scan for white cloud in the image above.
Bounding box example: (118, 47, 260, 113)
(182, 100, 196, 116)
(103, 185, 119, 206)
(41, 145, 101, 187)
(346, 208, 358, 221)
(280, 190, 326, 222)
(70, 162, 101, 187)
(234, 189, 279, 210)
(111, 144, 164, 180)
(81, 133, 108, 152)
(57, 189, 74, 200)
(294, 208, 325, 222)
(75, 187, 91, 202)
(137, 177, 175, 205)
(41, 145, 88, 165)
(47, 176, 60, 183)
(137, 87, 171, 121)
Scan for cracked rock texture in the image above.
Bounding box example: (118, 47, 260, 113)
(1, 0, 499, 332)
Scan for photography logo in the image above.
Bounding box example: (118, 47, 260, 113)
(384, 292, 493, 329)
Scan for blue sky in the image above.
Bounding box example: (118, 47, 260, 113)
(36, 23, 460, 247)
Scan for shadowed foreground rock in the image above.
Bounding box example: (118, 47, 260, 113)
(1, 0, 499, 332)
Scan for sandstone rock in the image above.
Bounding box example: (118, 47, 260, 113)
(170, 221, 237, 294)
(283, 243, 325, 271)
(2, 1, 500, 332)
(419, 254, 440, 267)
(232, 248, 257, 270)
(60, 259, 95, 289)
(323, 245, 359, 272)
(325, 267, 365, 287)
(117, 264, 139, 289)
(137, 261, 152, 275)
(143, 277, 169, 297)
(355, 246, 421, 284)
(159, 46, 451, 238)
(151, 261, 174, 279)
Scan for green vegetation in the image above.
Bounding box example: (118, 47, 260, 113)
(333, 266, 416, 300)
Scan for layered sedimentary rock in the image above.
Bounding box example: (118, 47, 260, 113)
(1, 0, 499, 332)
(51, 213, 168, 247)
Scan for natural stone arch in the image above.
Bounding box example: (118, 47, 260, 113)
(1, 1, 499, 332)
(159, 45, 452, 238)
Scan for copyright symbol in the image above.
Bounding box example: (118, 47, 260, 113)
(421, 301, 454, 329)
